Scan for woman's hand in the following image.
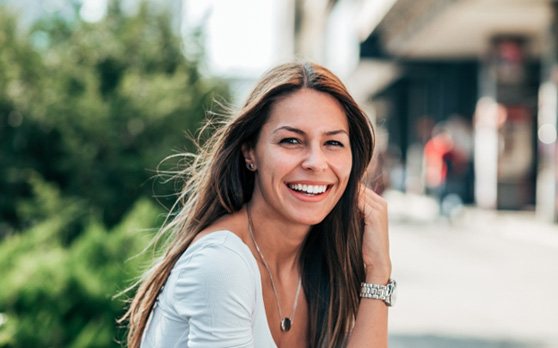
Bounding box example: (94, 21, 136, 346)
(358, 184, 391, 283)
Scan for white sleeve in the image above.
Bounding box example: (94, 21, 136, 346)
(170, 242, 257, 348)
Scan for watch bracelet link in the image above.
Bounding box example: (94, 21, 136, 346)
(360, 282, 388, 299)
(359, 279, 396, 306)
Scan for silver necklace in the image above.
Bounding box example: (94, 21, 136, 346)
(246, 208, 302, 332)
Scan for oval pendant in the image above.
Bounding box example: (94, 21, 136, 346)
(280, 317, 292, 332)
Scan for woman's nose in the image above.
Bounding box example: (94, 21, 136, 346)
(301, 145, 328, 171)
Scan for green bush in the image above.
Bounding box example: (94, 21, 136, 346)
(0, 193, 162, 347)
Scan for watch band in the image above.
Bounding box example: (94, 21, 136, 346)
(360, 279, 397, 307)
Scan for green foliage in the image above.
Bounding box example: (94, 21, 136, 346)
(0, 2, 228, 232)
(0, 195, 162, 347)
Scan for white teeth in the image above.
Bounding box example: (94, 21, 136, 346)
(288, 184, 328, 195)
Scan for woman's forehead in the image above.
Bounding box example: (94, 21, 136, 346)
(264, 89, 349, 133)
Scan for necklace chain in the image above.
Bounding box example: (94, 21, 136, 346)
(246, 208, 302, 332)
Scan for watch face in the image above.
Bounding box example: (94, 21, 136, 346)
(387, 280, 397, 307)
(389, 286, 397, 306)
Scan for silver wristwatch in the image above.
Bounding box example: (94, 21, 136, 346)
(360, 279, 397, 307)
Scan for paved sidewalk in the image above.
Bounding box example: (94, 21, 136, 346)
(385, 192, 558, 348)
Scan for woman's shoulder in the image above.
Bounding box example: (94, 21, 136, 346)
(159, 230, 262, 325)
(168, 230, 257, 284)
(180, 230, 252, 264)
(191, 210, 248, 245)
(190, 229, 244, 247)
(160, 230, 256, 299)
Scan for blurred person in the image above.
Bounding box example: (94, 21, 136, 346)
(424, 122, 468, 217)
(445, 115, 474, 204)
(121, 63, 395, 347)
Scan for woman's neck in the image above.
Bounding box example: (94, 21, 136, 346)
(245, 204, 310, 278)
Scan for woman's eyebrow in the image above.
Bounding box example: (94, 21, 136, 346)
(273, 126, 305, 135)
(273, 126, 348, 136)
(325, 129, 349, 136)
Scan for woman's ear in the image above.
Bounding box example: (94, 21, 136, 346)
(241, 144, 256, 170)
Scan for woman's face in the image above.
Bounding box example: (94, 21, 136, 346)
(244, 88, 353, 226)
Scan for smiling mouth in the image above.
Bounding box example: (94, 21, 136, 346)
(287, 183, 331, 196)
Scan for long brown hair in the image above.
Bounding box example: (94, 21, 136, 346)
(120, 62, 375, 348)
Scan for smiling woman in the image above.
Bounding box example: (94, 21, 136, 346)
(120, 62, 395, 348)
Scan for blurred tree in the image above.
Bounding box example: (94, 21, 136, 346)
(0, 1, 228, 235)
(0, 181, 162, 347)
(0, 7, 48, 235)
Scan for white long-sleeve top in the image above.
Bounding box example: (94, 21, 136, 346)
(141, 231, 277, 348)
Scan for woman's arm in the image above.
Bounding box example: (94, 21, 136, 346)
(346, 185, 392, 348)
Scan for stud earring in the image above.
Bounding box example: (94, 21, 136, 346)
(246, 162, 256, 171)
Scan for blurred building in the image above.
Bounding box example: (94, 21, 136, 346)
(296, 0, 558, 222)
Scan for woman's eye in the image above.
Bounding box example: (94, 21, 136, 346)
(279, 138, 301, 145)
(326, 140, 345, 147)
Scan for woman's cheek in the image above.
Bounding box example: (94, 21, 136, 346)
(333, 155, 352, 181)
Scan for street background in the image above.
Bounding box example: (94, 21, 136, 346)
(387, 192, 558, 348)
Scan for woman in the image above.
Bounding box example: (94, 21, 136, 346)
(121, 62, 395, 348)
